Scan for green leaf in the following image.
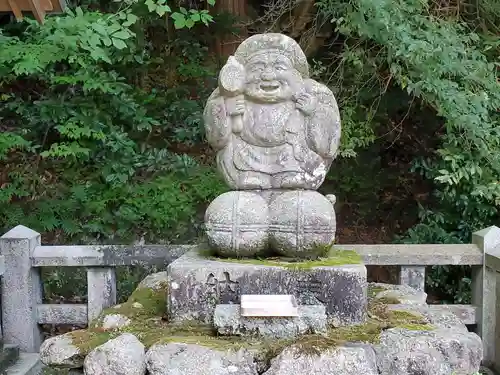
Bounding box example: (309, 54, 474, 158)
(102, 36, 112, 46)
(171, 12, 186, 29)
(156, 5, 171, 16)
(112, 38, 127, 49)
(75, 7, 84, 16)
(185, 18, 195, 29)
(207, 0, 215, 5)
(127, 13, 138, 23)
(144, 0, 156, 12)
(190, 12, 201, 22)
(91, 23, 108, 36)
(112, 30, 131, 40)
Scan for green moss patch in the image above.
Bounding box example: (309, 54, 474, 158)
(93, 282, 168, 327)
(376, 296, 401, 304)
(199, 248, 362, 270)
(367, 285, 387, 298)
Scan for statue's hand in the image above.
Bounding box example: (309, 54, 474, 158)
(225, 95, 245, 117)
(295, 92, 317, 116)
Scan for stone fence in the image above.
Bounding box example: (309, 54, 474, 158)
(1, 224, 500, 368)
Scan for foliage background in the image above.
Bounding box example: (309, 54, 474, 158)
(0, 0, 499, 306)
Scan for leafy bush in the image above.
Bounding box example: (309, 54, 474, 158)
(0, 1, 224, 243)
(317, 0, 500, 302)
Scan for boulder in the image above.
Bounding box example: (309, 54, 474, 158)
(375, 328, 483, 375)
(101, 313, 131, 330)
(370, 282, 427, 305)
(145, 343, 258, 375)
(39, 333, 83, 368)
(387, 304, 469, 333)
(263, 343, 379, 375)
(83, 333, 146, 375)
(138, 271, 169, 290)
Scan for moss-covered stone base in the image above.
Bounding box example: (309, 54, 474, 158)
(199, 247, 363, 270)
(65, 279, 432, 362)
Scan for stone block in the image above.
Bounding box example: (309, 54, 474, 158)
(214, 304, 327, 339)
(167, 250, 367, 326)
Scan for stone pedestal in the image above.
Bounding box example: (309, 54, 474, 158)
(166, 249, 367, 326)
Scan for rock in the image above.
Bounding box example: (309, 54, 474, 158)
(203, 33, 341, 258)
(387, 304, 469, 333)
(39, 333, 83, 368)
(138, 271, 169, 290)
(370, 282, 427, 305)
(214, 304, 327, 338)
(132, 302, 143, 309)
(375, 328, 483, 375)
(205, 191, 270, 257)
(167, 250, 366, 326)
(145, 343, 258, 375)
(101, 313, 131, 330)
(268, 191, 336, 258)
(262, 343, 378, 375)
(83, 333, 145, 375)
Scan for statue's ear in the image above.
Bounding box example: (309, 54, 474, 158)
(219, 56, 246, 96)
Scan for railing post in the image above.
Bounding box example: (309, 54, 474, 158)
(87, 267, 117, 324)
(399, 265, 426, 292)
(472, 226, 500, 366)
(0, 225, 43, 352)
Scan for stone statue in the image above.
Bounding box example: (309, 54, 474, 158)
(203, 33, 341, 259)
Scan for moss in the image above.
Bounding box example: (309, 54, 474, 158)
(69, 329, 116, 353)
(199, 248, 362, 270)
(93, 282, 168, 327)
(397, 323, 434, 331)
(367, 285, 387, 298)
(376, 296, 401, 304)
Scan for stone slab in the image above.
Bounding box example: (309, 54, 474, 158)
(214, 303, 327, 338)
(167, 250, 367, 326)
(6, 353, 42, 375)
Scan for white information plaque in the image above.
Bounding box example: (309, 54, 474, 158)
(240, 294, 299, 317)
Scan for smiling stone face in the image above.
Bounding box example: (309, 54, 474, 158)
(244, 52, 303, 103)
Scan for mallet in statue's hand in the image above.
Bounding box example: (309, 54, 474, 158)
(219, 56, 245, 134)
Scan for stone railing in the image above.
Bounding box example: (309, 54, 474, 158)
(1, 224, 500, 371)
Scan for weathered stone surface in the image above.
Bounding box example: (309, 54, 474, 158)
(370, 282, 427, 305)
(263, 343, 378, 375)
(375, 328, 482, 375)
(203, 33, 341, 258)
(39, 333, 83, 368)
(399, 266, 426, 292)
(101, 313, 131, 330)
(83, 333, 145, 375)
(205, 190, 337, 258)
(0, 225, 43, 352)
(268, 191, 336, 258)
(204, 191, 270, 257)
(214, 304, 326, 338)
(204, 33, 340, 191)
(387, 304, 469, 333)
(167, 250, 366, 325)
(145, 343, 258, 375)
(138, 271, 168, 290)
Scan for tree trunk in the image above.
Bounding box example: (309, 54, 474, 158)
(215, 0, 248, 60)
